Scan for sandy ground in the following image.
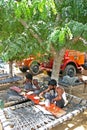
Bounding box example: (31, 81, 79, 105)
(0, 72, 87, 130)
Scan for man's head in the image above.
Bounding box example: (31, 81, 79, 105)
(33, 79, 38, 85)
(25, 72, 33, 81)
(48, 79, 57, 88)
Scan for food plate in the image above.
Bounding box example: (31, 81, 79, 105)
(27, 91, 34, 95)
(40, 97, 45, 101)
(34, 96, 40, 99)
(39, 102, 45, 105)
(20, 92, 26, 95)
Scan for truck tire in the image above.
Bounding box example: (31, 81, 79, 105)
(29, 62, 40, 75)
(63, 64, 76, 77)
(83, 62, 87, 70)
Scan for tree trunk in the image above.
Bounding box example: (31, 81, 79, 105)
(51, 48, 66, 83)
(9, 61, 13, 77)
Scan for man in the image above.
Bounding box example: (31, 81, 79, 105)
(39, 79, 68, 108)
(32, 79, 40, 94)
(24, 72, 40, 94)
(24, 72, 33, 91)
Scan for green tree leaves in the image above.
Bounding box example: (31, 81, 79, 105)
(0, 0, 87, 63)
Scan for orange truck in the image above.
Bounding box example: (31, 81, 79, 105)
(16, 55, 40, 74)
(41, 50, 87, 77)
(17, 50, 87, 77)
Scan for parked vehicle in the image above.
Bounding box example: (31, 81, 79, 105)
(40, 50, 87, 77)
(16, 50, 87, 77)
(16, 56, 40, 74)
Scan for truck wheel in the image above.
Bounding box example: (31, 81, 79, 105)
(30, 62, 40, 75)
(63, 65, 76, 77)
(83, 62, 87, 70)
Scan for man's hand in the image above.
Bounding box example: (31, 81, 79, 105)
(51, 99, 55, 103)
(39, 92, 44, 97)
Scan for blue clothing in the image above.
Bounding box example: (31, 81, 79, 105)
(44, 89, 65, 108)
(24, 82, 34, 91)
(24, 82, 40, 95)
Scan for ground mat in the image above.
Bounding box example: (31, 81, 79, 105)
(0, 75, 23, 84)
(58, 76, 83, 87)
(0, 73, 9, 78)
(0, 89, 29, 108)
(42, 75, 83, 87)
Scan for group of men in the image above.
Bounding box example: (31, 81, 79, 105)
(24, 72, 68, 108)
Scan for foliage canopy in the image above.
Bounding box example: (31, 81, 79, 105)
(0, 0, 87, 62)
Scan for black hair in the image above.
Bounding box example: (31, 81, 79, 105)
(25, 72, 33, 80)
(48, 79, 57, 86)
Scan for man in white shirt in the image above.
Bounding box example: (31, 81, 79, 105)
(39, 79, 68, 108)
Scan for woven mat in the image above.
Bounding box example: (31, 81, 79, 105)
(0, 75, 23, 84)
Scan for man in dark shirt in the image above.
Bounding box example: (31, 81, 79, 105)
(24, 72, 33, 91)
(24, 72, 40, 94)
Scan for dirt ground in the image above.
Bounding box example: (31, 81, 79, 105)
(0, 72, 87, 130)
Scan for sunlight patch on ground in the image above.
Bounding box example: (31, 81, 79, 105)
(84, 111, 87, 115)
(64, 124, 85, 130)
(68, 123, 74, 128)
(74, 126, 85, 130)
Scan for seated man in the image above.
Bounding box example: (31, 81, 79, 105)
(39, 79, 68, 108)
(32, 79, 40, 94)
(24, 72, 40, 94)
(24, 72, 33, 91)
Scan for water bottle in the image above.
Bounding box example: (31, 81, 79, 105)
(0, 99, 4, 109)
(45, 99, 50, 107)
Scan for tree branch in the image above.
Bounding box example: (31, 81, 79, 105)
(19, 19, 43, 44)
(79, 37, 87, 45)
(72, 36, 87, 45)
(29, 29, 43, 44)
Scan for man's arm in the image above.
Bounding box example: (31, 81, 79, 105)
(39, 87, 50, 97)
(52, 88, 63, 102)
